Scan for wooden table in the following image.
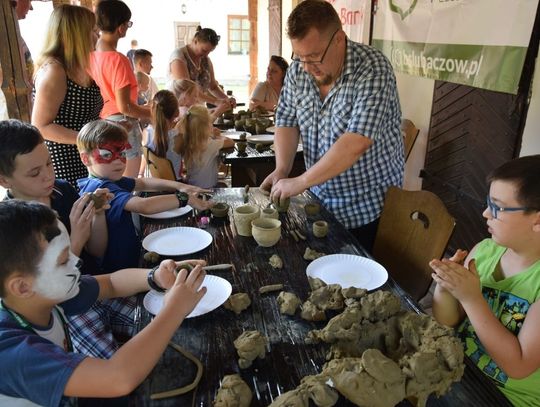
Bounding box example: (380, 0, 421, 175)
(223, 146, 305, 187)
(131, 188, 511, 407)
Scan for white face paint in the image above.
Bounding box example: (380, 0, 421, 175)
(33, 221, 81, 301)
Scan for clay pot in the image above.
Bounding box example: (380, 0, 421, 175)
(236, 142, 247, 154)
(313, 220, 329, 238)
(233, 205, 260, 236)
(304, 203, 321, 217)
(251, 218, 281, 247)
(260, 207, 278, 219)
(234, 119, 245, 131)
(211, 202, 229, 218)
(273, 197, 290, 213)
(255, 123, 267, 134)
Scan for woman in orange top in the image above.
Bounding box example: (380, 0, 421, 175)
(89, 0, 151, 177)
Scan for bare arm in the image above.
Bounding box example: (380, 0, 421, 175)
(115, 85, 151, 120)
(32, 62, 78, 144)
(64, 264, 207, 398)
(269, 132, 372, 200)
(170, 58, 189, 81)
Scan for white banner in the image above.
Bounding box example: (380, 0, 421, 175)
(328, 0, 371, 44)
(372, 0, 539, 94)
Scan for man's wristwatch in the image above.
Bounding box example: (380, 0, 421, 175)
(175, 191, 189, 208)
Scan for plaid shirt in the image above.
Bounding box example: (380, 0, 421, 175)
(276, 39, 404, 229)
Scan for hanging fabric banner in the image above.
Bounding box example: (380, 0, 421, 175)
(328, 0, 371, 44)
(372, 0, 539, 94)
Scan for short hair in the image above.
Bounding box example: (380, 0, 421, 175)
(96, 0, 131, 33)
(130, 39, 138, 46)
(77, 120, 128, 153)
(36, 5, 96, 77)
(133, 49, 152, 66)
(487, 155, 540, 212)
(0, 200, 60, 297)
(287, 0, 342, 39)
(0, 120, 44, 177)
(270, 55, 289, 74)
(193, 26, 220, 46)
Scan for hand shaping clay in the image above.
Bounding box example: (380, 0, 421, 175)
(213, 374, 252, 407)
(233, 330, 267, 369)
(277, 291, 301, 315)
(223, 293, 251, 314)
(269, 254, 283, 269)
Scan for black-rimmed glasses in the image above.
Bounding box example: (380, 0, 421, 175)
(486, 195, 531, 219)
(291, 29, 339, 66)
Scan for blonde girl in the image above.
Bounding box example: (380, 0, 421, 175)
(142, 90, 183, 179)
(176, 105, 234, 188)
(171, 79, 229, 121)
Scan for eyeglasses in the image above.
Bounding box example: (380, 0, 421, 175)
(486, 195, 531, 219)
(291, 29, 339, 66)
(126, 21, 133, 28)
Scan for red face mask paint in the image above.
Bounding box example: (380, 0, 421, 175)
(91, 141, 131, 164)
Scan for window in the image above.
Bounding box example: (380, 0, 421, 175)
(228, 15, 249, 55)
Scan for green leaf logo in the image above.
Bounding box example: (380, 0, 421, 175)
(390, 0, 418, 20)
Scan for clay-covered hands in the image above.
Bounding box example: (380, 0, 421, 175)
(162, 263, 207, 319)
(153, 259, 207, 290)
(188, 192, 214, 211)
(430, 257, 482, 305)
(269, 177, 307, 206)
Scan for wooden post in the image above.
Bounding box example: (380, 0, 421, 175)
(0, 0, 31, 121)
(248, 0, 258, 96)
(268, 0, 282, 58)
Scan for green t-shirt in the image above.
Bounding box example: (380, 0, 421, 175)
(458, 239, 540, 406)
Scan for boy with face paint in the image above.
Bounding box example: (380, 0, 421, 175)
(0, 200, 207, 407)
(0, 119, 133, 362)
(77, 119, 213, 273)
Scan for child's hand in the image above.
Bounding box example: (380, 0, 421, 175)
(449, 249, 468, 265)
(188, 193, 214, 211)
(153, 259, 207, 290)
(69, 194, 95, 255)
(176, 183, 212, 195)
(163, 265, 207, 318)
(430, 258, 481, 305)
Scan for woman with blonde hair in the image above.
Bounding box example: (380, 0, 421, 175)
(176, 105, 234, 188)
(32, 4, 103, 188)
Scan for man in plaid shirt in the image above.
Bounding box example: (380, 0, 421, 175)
(262, 0, 404, 253)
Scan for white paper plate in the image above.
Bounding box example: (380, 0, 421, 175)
(141, 205, 193, 219)
(142, 227, 213, 256)
(222, 130, 251, 141)
(306, 254, 388, 290)
(143, 275, 232, 318)
(247, 134, 274, 144)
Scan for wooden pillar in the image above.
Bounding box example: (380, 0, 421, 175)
(0, 0, 31, 121)
(248, 0, 258, 96)
(268, 0, 282, 57)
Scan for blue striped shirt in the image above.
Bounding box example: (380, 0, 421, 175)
(276, 38, 404, 228)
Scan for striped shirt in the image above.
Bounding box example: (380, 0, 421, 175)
(276, 38, 404, 228)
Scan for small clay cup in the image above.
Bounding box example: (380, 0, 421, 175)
(273, 197, 290, 213)
(251, 218, 281, 247)
(304, 203, 321, 217)
(260, 207, 278, 219)
(236, 142, 247, 154)
(233, 205, 260, 236)
(312, 220, 329, 238)
(210, 202, 229, 218)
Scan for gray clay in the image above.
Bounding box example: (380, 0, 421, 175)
(213, 374, 252, 407)
(233, 330, 267, 369)
(308, 284, 345, 311)
(223, 293, 251, 314)
(308, 276, 327, 291)
(269, 254, 283, 269)
(268, 389, 308, 407)
(277, 291, 301, 315)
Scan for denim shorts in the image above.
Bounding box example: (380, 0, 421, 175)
(106, 114, 142, 159)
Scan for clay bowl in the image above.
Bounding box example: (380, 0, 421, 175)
(304, 203, 321, 217)
(236, 142, 247, 154)
(260, 207, 279, 219)
(313, 220, 329, 238)
(211, 202, 230, 218)
(233, 204, 260, 236)
(251, 218, 281, 247)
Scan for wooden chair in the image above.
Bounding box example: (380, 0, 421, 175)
(401, 119, 420, 161)
(372, 186, 455, 301)
(142, 146, 176, 181)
